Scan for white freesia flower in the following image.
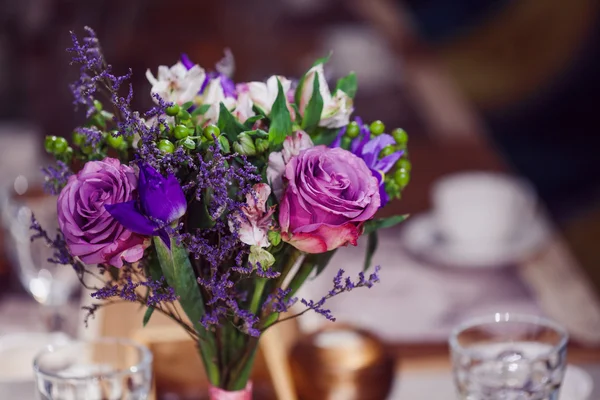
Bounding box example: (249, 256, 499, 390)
(232, 84, 255, 123)
(299, 63, 354, 128)
(145, 62, 205, 105)
(229, 183, 274, 248)
(267, 130, 314, 200)
(202, 78, 237, 124)
(247, 75, 293, 116)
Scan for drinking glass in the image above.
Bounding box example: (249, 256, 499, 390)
(449, 313, 568, 400)
(33, 338, 153, 400)
(1, 180, 80, 331)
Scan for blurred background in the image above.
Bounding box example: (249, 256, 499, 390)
(1, 0, 600, 399)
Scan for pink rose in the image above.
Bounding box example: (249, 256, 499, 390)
(57, 158, 149, 268)
(279, 146, 380, 253)
(267, 130, 314, 200)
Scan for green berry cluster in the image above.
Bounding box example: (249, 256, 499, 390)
(44, 100, 132, 163)
(339, 118, 411, 201)
(386, 129, 411, 200)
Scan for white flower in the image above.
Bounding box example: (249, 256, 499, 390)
(201, 78, 237, 124)
(232, 84, 255, 123)
(216, 48, 235, 78)
(267, 130, 314, 200)
(229, 183, 274, 248)
(249, 246, 275, 269)
(146, 62, 205, 105)
(247, 75, 294, 116)
(299, 64, 354, 128)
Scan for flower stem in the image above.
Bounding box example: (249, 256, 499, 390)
(250, 278, 267, 315)
(285, 260, 313, 301)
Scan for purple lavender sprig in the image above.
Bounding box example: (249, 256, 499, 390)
(30, 213, 78, 268)
(41, 161, 73, 195)
(268, 266, 382, 325)
(91, 274, 177, 307)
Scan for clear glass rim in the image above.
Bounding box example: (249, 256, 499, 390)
(449, 313, 569, 359)
(33, 337, 153, 381)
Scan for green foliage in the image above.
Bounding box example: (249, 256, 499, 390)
(312, 52, 332, 67)
(192, 104, 211, 117)
(243, 115, 264, 129)
(217, 103, 246, 142)
(335, 72, 357, 98)
(363, 214, 409, 235)
(300, 75, 324, 132)
(363, 232, 378, 271)
(268, 79, 292, 146)
(310, 127, 339, 146)
(154, 237, 219, 385)
(143, 306, 154, 327)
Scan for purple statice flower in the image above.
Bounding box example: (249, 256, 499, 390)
(176, 147, 262, 337)
(41, 161, 73, 195)
(332, 117, 403, 206)
(106, 163, 187, 246)
(144, 277, 178, 306)
(73, 126, 104, 147)
(300, 266, 381, 322)
(255, 263, 281, 279)
(91, 274, 177, 306)
(30, 214, 74, 267)
(68, 27, 145, 151)
(264, 288, 298, 314)
(181, 52, 236, 98)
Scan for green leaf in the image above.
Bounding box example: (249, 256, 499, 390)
(243, 115, 264, 129)
(335, 72, 357, 98)
(363, 214, 409, 235)
(191, 104, 211, 117)
(147, 249, 163, 281)
(154, 237, 205, 330)
(217, 102, 246, 141)
(312, 52, 332, 67)
(311, 127, 339, 146)
(294, 53, 332, 107)
(294, 74, 306, 107)
(243, 129, 268, 138)
(108, 266, 120, 282)
(363, 232, 378, 271)
(311, 250, 337, 278)
(218, 135, 231, 153)
(181, 101, 194, 110)
(268, 79, 292, 146)
(252, 105, 268, 118)
(153, 237, 220, 384)
(301, 74, 324, 132)
(185, 196, 216, 230)
(143, 306, 155, 327)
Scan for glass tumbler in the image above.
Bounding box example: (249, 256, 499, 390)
(449, 313, 568, 400)
(34, 338, 153, 400)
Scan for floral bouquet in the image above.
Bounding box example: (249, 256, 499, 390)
(34, 27, 411, 397)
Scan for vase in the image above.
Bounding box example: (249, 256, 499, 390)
(208, 381, 253, 400)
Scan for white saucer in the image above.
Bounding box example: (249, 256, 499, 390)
(561, 365, 594, 400)
(399, 212, 551, 269)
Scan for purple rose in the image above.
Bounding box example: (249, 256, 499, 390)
(57, 158, 149, 268)
(279, 146, 380, 253)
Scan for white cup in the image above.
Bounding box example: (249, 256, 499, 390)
(432, 172, 536, 251)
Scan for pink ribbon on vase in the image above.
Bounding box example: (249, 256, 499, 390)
(208, 381, 253, 400)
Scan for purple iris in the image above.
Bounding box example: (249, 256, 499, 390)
(332, 117, 403, 206)
(105, 163, 187, 247)
(181, 53, 236, 98)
